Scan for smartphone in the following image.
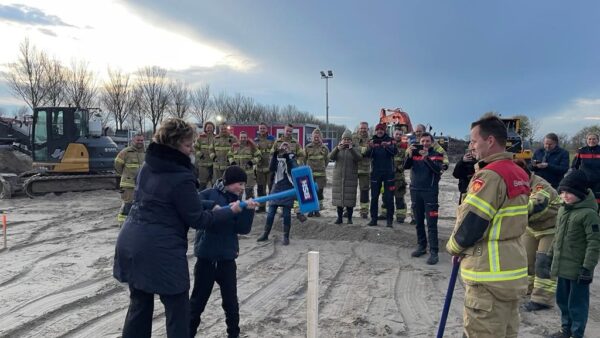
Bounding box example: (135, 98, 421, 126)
(414, 144, 424, 151)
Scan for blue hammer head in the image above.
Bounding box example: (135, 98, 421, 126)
(290, 166, 320, 214)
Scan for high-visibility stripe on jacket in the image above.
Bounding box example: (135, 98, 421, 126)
(304, 142, 329, 177)
(114, 145, 145, 189)
(527, 174, 560, 235)
(446, 152, 529, 296)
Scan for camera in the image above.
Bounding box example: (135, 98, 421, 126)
(412, 144, 423, 155)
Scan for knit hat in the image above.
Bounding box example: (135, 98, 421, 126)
(558, 170, 589, 200)
(222, 165, 247, 185)
(375, 123, 386, 131)
(342, 129, 352, 139)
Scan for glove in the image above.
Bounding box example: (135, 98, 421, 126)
(442, 164, 449, 171)
(578, 267, 593, 285)
(534, 252, 552, 279)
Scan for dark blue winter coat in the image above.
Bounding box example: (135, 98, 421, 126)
(113, 142, 234, 295)
(404, 147, 444, 192)
(530, 146, 570, 188)
(194, 180, 254, 261)
(364, 134, 397, 174)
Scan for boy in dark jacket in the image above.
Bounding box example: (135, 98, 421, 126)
(404, 132, 444, 265)
(544, 170, 600, 338)
(189, 166, 258, 338)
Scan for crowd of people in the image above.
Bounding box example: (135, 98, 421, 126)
(112, 116, 600, 338)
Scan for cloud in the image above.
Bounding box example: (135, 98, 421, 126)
(0, 4, 74, 27)
(538, 97, 600, 137)
(38, 27, 57, 37)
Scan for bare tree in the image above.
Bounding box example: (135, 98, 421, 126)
(212, 91, 229, 122)
(237, 96, 256, 122)
(4, 38, 50, 109)
(127, 87, 145, 133)
(226, 93, 244, 122)
(136, 66, 170, 132)
(45, 57, 67, 107)
(571, 125, 600, 148)
(168, 80, 190, 119)
(65, 60, 97, 108)
(190, 84, 213, 126)
(100, 67, 135, 130)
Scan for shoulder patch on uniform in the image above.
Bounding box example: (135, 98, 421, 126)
(470, 178, 485, 193)
(535, 184, 544, 192)
(593, 224, 599, 233)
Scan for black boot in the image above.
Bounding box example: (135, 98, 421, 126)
(282, 223, 290, 245)
(411, 246, 427, 257)
(426, 251, 439, 265)
(334, 207, 343, 224)
(367, 218, 378, 226)
(346, 207, 353, 224)
(314, 211, 321, 217)
(257, 222, 273, 242)
(296, 213, 307, 222)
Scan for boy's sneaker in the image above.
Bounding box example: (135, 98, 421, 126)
(296, 213, 307, 222)
(523, 301, 551, 312)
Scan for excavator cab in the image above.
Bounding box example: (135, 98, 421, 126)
(31, 107, 118, 173)
(500, 117, 532, 160)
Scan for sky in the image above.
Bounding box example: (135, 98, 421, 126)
(0, 0, 599, 140)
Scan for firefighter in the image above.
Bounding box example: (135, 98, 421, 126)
(304, 129, 329, 217)
(254, 122, 275, 212)
(410, 124, 449, 169)
(404, 132, 444, 264)
(228, 131, 261, 199)
(210, 122, 237, 183)
(513, 159, 560, 312)
(114, 133, 145, 226)
(271, 124, 306, 222)
(364, 123, 397, 227)
(194, 121, 215, 190)
(446, 115, 530, 338)
(352, 122, 372, 219)
(380, 128, 409, 223)
(571, 132, 600, 210)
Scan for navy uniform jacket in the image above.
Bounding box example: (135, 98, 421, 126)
(404, 147, 444, 192)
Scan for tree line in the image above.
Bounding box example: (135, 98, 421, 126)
(2, 38, 347, 138)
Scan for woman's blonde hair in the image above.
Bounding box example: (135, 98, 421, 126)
(153, 118, 196, 148)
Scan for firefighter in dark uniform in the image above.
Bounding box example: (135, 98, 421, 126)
(254, 122, 275, 213)
(404, 132, 444, 265)
(364, 123, 397, 227)
(114, 133, 145, 226)
(194, 121, 215, 190)
(571, 132, 600, 210)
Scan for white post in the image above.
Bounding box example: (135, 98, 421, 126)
(307, 251, 319, 338)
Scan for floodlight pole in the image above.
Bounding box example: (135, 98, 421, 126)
(320, 70, 333, 139)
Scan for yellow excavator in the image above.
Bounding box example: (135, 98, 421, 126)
(1, 107, 120, 198)
(501, 117, 533, 161)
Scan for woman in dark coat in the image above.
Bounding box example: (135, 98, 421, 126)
(113, 118, 243, 338)
(329, 130, 361, 224)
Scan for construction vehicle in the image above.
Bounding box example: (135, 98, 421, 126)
(378, 108, 449, 150)
(501, 117, 533, 160)
(1, 107, 120, 199)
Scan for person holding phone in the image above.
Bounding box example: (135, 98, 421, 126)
(452, 148, 477, 204)
(330, 130, 361, 224)
(404, 132, 444, 265)
(529, 133, 569, 189)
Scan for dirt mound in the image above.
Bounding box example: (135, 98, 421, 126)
(0, 149, 32, 174)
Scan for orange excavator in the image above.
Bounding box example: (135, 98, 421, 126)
(379, 108, 413, 144)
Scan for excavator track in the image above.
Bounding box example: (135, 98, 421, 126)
(23, 173, 120, 198)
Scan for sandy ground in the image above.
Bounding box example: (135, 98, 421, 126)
(1, 165, 600, 337)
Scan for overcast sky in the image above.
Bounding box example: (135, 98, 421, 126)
(1, 0, 599, 139)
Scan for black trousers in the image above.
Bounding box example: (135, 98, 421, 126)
(189, 259, 239, 338)
(556, 277, 590, 338)
(122, 285, 189, 338)
(370, 171, 394, 221)
(410, 189, 439, 252)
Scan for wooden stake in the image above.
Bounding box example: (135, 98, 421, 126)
(2, 214, 6, 249)
(307, 251, 319, 338)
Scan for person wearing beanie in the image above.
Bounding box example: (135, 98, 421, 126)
(364, 122, 397, 227)
(189, 165, 258, 337)
(543, 170, 600, 338)
(330, 129, 361, 224)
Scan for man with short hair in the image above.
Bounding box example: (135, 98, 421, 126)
(364, 123, 397, 227)
(352, 122, 372, 218)
(210, 122, 238, 183)
(254, 122, 275, 213)
(228, 131, 261, 199)
(572, 132, 600, 210)
(194, 121, 216, 190)
(114, 133, 145, 226)
(530, 132, 569, 189)
(304, 129, 329, 217)
(446, 114, 530, 338)
(404, 132, 444, 264)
